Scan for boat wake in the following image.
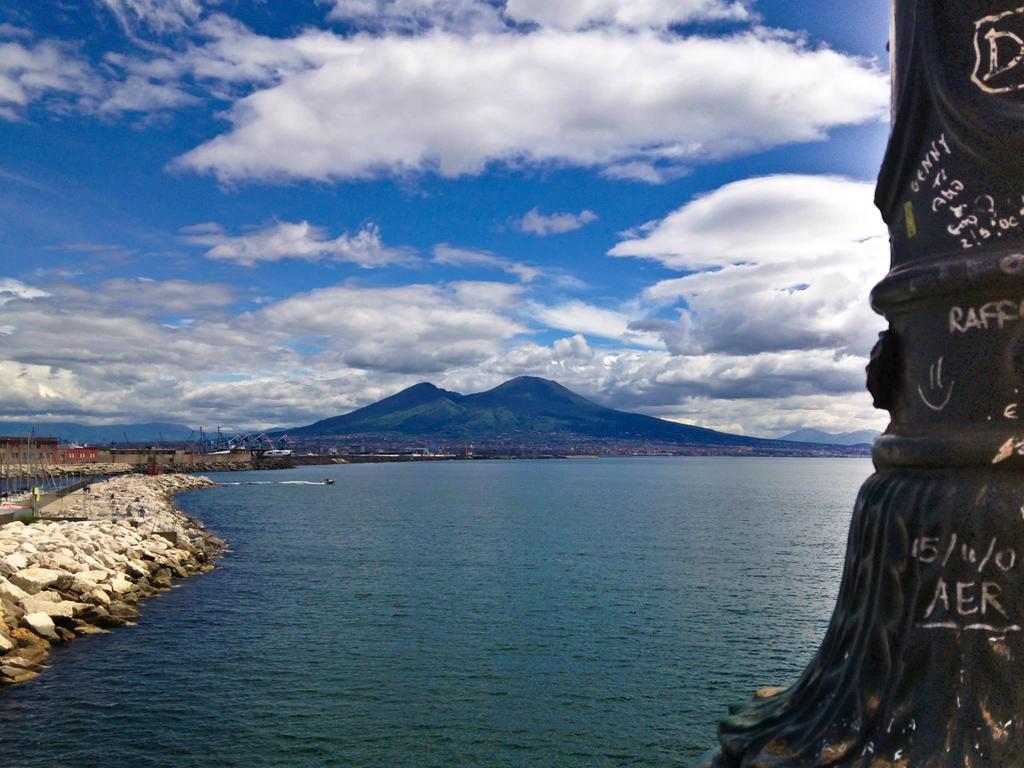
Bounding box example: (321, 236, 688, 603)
(220, 480, 334, 486)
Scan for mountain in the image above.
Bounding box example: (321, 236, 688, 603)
(780, 428, 881, 446)
(0, 421, 194, 445)
(280, 376, 852, 453)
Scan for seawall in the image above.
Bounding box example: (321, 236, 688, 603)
(0, 474, 224, 685)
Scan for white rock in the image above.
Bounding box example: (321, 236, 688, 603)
(20, 595, 83, 619)
(3, 552, 28, 572)
(0, 632, 14, 653)
(106, 573, 134, 595)
(9, 568, 65, 595)
(21, 612, 58, 641)
(86, 588, 111, 606)
(0, 577, 29, 603)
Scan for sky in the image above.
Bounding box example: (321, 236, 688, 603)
(0, 0, 895, 437)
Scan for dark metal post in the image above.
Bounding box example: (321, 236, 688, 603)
(699, 2, 1024, 764)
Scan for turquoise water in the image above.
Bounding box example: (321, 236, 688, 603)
(0, 457, 870, 767)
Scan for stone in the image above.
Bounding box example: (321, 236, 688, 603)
(19, 595, 85, 619)
(79, 605, 124, 629)
(85, 588, 111, 606)
(107, 601, 140, 621)
(20, 613, 58, 641)
(71, 620, 106, 635)
(124, 559, 149, 579)
(10, 568, 66, 595)
(0, 633, 14, 653)
(0, 577, 29, 603)
(43, 553, 83, 574)
(106, 573, 133, 595)
(1, 656, 40, 672)
(0, 667, 38, 684)
(54, 626, 75, 643)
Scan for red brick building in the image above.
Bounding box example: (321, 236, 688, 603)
(0, 436, 61, 465)
(61, 446, 100, 462)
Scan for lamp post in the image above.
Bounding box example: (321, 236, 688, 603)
(699, 2, 1024, 765)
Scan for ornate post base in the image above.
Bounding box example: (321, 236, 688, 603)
(695, 3, 1024, 761)
(699, 468, 1024, 766)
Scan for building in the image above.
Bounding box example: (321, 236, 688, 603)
(0, 436, 61, 465)
(62, 446, 100, 463)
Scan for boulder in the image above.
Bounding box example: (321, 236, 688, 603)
(78, 605, 124, 629)
(107, 601, 141, 621)
(20, 595, 85, 619)
(43, 553, 83, 574)
(0, 667, 38, 684)
(0, 577, 29, 603)
(20, 613, 58, 641)
(84, 588, 111, 606)
(10, 568, 67, 595)
(1, 655, 41, 672)
(106, 573, 133, 595)
(0, 633, 14, 654)
(54, 627, 75, 643)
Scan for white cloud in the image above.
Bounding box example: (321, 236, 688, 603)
(100, 74, 200, 113)
(601, 160, 692, 184)
(0, 25, 31, 39)
(610, 175, 889, 357)
(611, 174, 885, 269)
(0, 40, 98, 119)
(180, 221, 413, 268)
(97, 0, 203, 34)
(505, 0, 751, 29)
(516, 207, 597, 236)
(256, 281, 527, 373)
(174, 27, 887, 182)
(432, 244, 542, 282)
(328, 0, 505, 33)
(532, 300, 663, 347)
(0, 279, 50, 304)
(0, 270, 885, 433)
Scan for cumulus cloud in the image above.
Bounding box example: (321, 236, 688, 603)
(257, 281, 527, 373)
(175, 27, 887, 182)
(0, 39, 98, 120)
(532, 300, 663, 347)
(0, 275, 528, 422)
(0, 268, 886, 433)
(504, 0, 751, 29)
(516, 207, 597, 236)
(436, 336, 883, 435)
(180, 221, 412, 268)
(610, 175, 889, 357)
(96, 0, 203, 34)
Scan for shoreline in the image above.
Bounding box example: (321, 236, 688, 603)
(0, 474, 224, 686)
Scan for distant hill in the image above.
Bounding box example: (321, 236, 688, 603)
(279, 376, 862, 455)
(780, 428, 881, 446)
(0, 421, 194, 445)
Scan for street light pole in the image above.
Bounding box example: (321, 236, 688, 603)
(700, 2, 1024, 764)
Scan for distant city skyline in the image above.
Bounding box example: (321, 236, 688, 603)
(0, 0, 892, 437)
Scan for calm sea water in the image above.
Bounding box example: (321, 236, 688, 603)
(0, 457, 871, 768)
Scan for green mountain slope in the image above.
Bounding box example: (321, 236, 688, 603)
(283, 376, 787, 448)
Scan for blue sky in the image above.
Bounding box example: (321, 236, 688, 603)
(0, 0, 894, 436)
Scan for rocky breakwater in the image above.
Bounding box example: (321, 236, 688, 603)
(0, 461, 135, 480)
(0, 474, 223, 685)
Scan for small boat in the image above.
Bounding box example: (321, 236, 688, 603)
(323, 478, 336, 485)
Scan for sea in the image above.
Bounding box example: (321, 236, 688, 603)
(0, 456, 871, 768)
